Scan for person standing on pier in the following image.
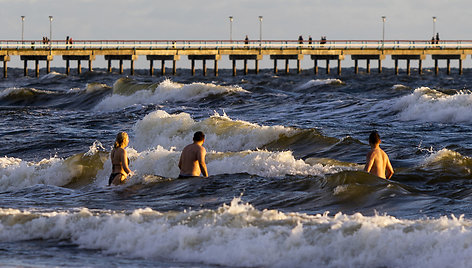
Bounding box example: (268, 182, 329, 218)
(435, 33, 440, 44)
(178, 131, 208, 178)
(244, 35, 249, 47)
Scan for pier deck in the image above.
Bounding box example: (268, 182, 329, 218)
(1, 39, 472, 77)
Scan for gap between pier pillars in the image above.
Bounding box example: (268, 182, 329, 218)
(310, 55, 345, 75)
(20, 55, 54, 77)
(62, 55, 96, 75)
(351, 55, 386, 74)
(146, 55, 180, 76)
(187, 55, 222, 76)
(270, 54, 304, 74)
(229, 54, 263, 76)
(104, 55, 138, 75)
(431, 54, 466, 75)
(391, 55, 426, 75)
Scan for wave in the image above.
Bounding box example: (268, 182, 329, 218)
(391, 87, 472, 123)
(132, 110, 299, 152)
(420, 148, 472, 177)
(94, 78, 249, 111)
(296, 79, 344, 90)
(1, 198, 471, 268)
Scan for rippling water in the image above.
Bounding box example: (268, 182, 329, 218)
(2, 67, 472, 267)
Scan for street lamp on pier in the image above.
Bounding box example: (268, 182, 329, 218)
(49, 16, 53, 47)
(381, 16, 386, 49)
(432, 16, 437, 38)
(21, 16, 25, 44)
(229, 16, 233, 42)
(259, 16, 263, 47)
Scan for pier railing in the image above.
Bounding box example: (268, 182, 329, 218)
(2, 39, 472, 50)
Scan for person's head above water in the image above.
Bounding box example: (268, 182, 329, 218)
(369, 131, 381, 146)
(114, 132, 129, 148)
(193, 131, 205, 142)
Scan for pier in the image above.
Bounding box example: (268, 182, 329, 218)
(1, 39, 472, 78)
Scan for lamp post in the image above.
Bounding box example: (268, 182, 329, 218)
(229, 16, 233, 42)
(49, 16, 53, 46)
(21, 16, 25, 44)
(258, 16, 263, 47)
(381, 16, 386, 49)
(432, 16, 437, 38)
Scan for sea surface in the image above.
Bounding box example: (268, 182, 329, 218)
(1, 66, 472, 267)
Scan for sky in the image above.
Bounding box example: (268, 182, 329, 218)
(0, 0, 470, 68)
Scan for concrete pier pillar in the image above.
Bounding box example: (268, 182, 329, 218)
(285, 59, 289, 74)
(337, 59, 342, 75)
(119, 60, 123, 74)
(130, 60, 135, 75)
(244, 59, 248, 75)
(214, 60, 218, 76)
(273, 60, 278, 74)
(161, 60, 166, 75)
(89, 60, 93, 72)
(435, 59, 439, 75)
(406, 59, 410, 75)
(35, 60, 39, 77)
(78, 60, 82, 75)
(66, 60, 70, 75)
(419, 60, 423, 75)
(354, 60, 358, 74)
(3, 58, 8, 78)
(297, 59, 301, 74)
(202, 59, 207, 76)
(314, 60, 318, 75)
(446, 59, 451, 75)
(378, 60, 382, 73)
(459, 59, 463, 75)
(232, 60, 237, 76)
(173, 60, 177, 75)
(149, 60, 154, 76)
(366, 59, 370, 74)
(395, 59, 399, 75)
(326, 60, 330, 74)
(24, 60, 28, 76)
(46, 60, 51, 74)
(191, 59, 195, 76)
(255, 60, 259, 74)
(108, 60, 112, 73)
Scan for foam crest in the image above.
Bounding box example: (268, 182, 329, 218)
(94, 78, 248, 111)
(1, 199, 472, 268)
(297, 79, 344, 90)
(421, 148, 472, 175)
(392, 87, 472, 122)
(132, 110, 298, 152)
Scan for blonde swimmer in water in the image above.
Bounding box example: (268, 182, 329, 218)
(364, 131, 394, 179)
(109, 132, 134, 185)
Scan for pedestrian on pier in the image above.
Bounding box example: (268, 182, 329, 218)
(435, 33, 440, 44)
(244, 35, 249, 47)
(308, 35, 313, 45)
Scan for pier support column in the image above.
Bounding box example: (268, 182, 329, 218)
(130, 60, 135, 75)
(108, 60, 112, 73)
(173, 60, 177, 75)
(314, 60, 318, 75)
(395, 59, 399, 75)
(378, 60, 382, 73)
(459, 59, 463, 75)
(435, 59, 439, 75)
(232, 60, 237, 76)
(273, 60, 278, 74)
(255, 60, 259, 74)
(285, 59, 289, 74)
(297, 59, 301, 74)
(46, 60, 51, 74)
(354, 60, 358, 74)
(161, 60, 166, 75)
(24, 60, 28, 76)
(149, 60, 154, 76)
(2, 56, 9, 78)
(78, 60, 82, 75)
(244, 59, 248, 75)
(65, 60, 70, 75)
(202, 59, 207, 76)
(419, 60, 423, 75)
(337, 59, 342, 75)
(406, 59, 410, 75)
(326, 60, 330, 74)
(191, 59, 195, 76)
(366, 59, 370, 74)
(35, 60, 39, 77)
(214, 60, 218, 76)
(89, 60, 93, 72)
(446, 59, 451, 75)
(119, 60, 123, 74)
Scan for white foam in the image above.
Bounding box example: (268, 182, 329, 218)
(297, 79, 343, 90)
(94, 79, 248, 111)
(132, 110, 298, 152)
(420, 148, 472, 174)
(1, 199, 472, 268)
(392, 87, 472, 123)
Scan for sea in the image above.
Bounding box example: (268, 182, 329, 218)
(1, 66, 472, 267)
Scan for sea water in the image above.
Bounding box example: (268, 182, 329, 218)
(1, 67, 472, 267)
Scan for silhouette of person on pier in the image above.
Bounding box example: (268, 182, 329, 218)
(244, 35, 249, 47)
(435, 33, 440, 44)
(308, 35, 313, 45)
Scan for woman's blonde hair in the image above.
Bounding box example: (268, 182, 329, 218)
(114, 132, 128, 148)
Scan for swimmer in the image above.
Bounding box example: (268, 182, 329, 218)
(178, 131, 208, 178)
(364, 131, 394, 179)
(109, 132, 134, 185)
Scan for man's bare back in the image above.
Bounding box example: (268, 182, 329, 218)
(178, 131, 208, 177)
(364, 131, 394, 179)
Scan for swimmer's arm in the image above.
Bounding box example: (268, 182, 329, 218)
(364, 152, 374, 173)
(385, 157, 394, 180)
(198, 147, 208, 177)
(121, 149, 132, 175)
